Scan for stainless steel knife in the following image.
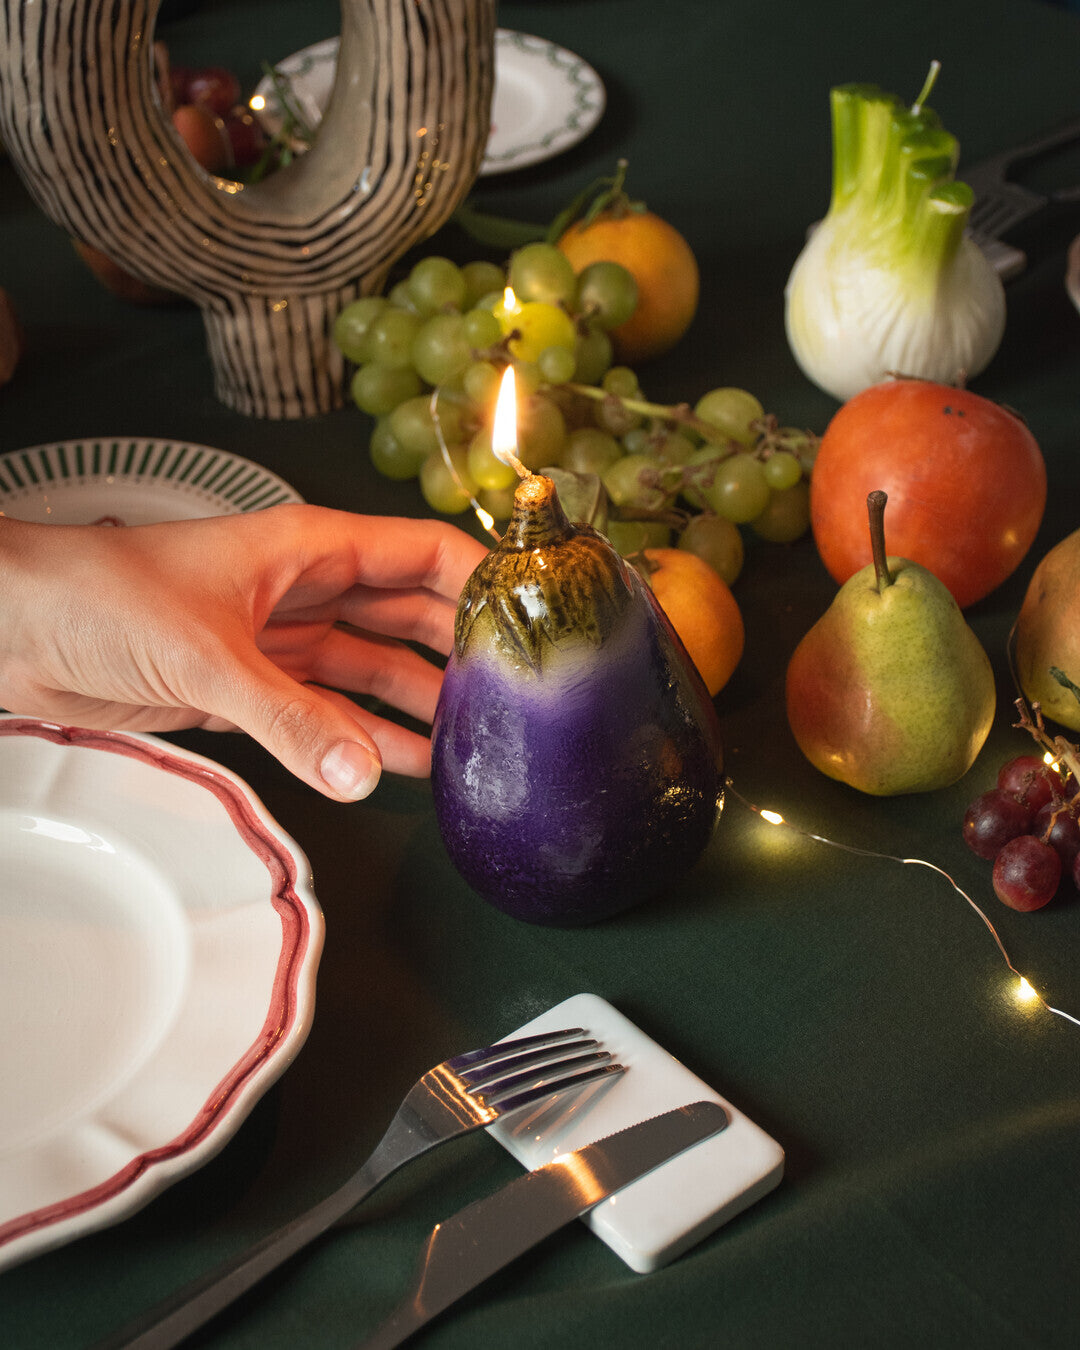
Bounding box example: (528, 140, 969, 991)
(354, 1099, 729, 1350)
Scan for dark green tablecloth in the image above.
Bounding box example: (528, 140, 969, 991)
(3, 1, 1080, 1346)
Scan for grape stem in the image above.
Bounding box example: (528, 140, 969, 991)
(1012, 697, 1080, 796)
(565, 383, 731, 443)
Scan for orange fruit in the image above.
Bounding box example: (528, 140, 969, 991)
(638, 547, 744, 697)
(557, 210, 699, 363)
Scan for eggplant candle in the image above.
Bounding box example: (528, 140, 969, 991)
(431, 370, 724, 925)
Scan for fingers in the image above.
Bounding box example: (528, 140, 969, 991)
(200, 645, 384, 802)
(317, 685, 434, 778)
(257, 623, 446, 725)
(268, 505, 488, 603)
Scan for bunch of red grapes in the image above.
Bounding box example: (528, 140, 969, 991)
(166, 62, 267, 175)
(963, 754, 1080, 910)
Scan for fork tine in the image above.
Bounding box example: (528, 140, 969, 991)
(446, 1026, 589, 1073)
(481, 1060, 624, 1115)
(470, 1048, 615, 1099)
(456, 1038, 603, 1089)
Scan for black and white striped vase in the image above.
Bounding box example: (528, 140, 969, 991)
(0, 0, 496, 418)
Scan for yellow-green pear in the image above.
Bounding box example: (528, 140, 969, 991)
(1014, 526, 1080, 732)
(786, 491, 996, 795)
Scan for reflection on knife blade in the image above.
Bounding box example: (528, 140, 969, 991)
(354, 1100, 729, 1350)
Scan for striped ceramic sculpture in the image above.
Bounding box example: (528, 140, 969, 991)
(0, 0, 496, 418)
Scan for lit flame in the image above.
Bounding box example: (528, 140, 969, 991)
(492, 365, 527, 478)
(502, 285, 519, 315)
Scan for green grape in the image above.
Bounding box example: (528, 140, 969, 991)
(462, 260, 506, 309)
(778, 427, 820, 477)
(751, 480, 811, 542)
(655, 430, 696, 465)
(419, 446, 477, 515)
(621, 426, 651, 455)
(575, 261, 638, 330)
(508, 242, 577, 306)
(537, 344, 576, 385)
(695, 387, 765, 447)
(680, 446, 724, 509)
(512, 360, 542, 397)
(412, 312, 472, 386)
(369, 417, 426, 480)
(478, 484, 517, 522)
(517, 393, 568, 471)
(467, 427, 519, 491)
(704, 452, 771, 523)
(462, 359, 502, 407)
(604, 519, 672, 555)
(595, 392, 642, 437)
(463, 306, 502, 350)
(350, 363, 422, 416)
(406, 255, 466, 315)
(677, 513, 744, 585)
(762, 449, 802, 491)
(506, 301, 576, 363)
(573, 323, 613, 386)
(332, 296, 388, 363)
(602, 453, 668, 511)
(602, 365, 640, 399)
(389, 392, 466, 458)
(563, 427, 623, 476)
(366, 308, 424, 369)
(387, 279, 420, 313)
(475, 288, 505, 314)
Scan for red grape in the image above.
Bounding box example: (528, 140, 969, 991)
(962, 789, 1033, 861)
(223, 108, 267, 168)
(169, 63, 194, 108)
(1033, 798, 1080, 862)
(186, 66, 242, 118)
(992, 835, 1061, 911)
(996, 754, 1062, 813)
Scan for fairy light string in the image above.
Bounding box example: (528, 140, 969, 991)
(727, 781, 1080, 1031)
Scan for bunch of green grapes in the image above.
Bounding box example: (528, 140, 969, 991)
(332, 242, 818, 585)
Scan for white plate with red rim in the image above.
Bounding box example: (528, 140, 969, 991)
(253, 29, 606, 175)
(0, 439, 303, 526)
(0, 716, 324, 1270)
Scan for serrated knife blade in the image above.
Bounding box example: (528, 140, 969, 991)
(355, 1099, 729, 1349)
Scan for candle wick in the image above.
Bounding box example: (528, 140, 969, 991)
(504, 448, 531, 480)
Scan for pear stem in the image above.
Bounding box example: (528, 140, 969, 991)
(867, 490, 893, 591)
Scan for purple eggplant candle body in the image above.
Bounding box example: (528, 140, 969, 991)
(431, 472, 725, 926)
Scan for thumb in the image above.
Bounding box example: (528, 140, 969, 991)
(208, 650, 383, 801)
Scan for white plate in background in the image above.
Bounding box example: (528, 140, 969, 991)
(253, 29, 605, 176)
(0, 439, 302, 525)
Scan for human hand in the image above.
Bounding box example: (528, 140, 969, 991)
(0, 504, 488, 799)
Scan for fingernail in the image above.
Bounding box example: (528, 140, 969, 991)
(320, 740, 380, 800)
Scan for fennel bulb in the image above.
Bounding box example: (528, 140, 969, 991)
(785, 79, 1006, 402)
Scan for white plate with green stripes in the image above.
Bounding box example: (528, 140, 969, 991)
(0, 439, 303, 526)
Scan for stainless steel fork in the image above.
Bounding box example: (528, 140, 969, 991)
(963, 116, 1080, 279)
(98, 1028, 622, 1350)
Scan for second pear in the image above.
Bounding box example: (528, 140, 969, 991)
(786, 491, 996, 795)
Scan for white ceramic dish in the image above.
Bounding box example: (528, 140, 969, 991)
(253, 29, 605, 176)
(491, 994, 785, 1273)
(0, 439, 303, 526)
(0, 716, 324, 1270)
